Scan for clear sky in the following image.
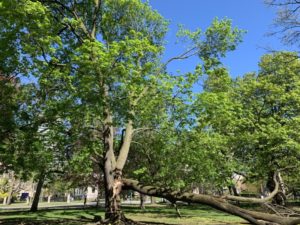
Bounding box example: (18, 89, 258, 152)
(148, 0, 295, 78)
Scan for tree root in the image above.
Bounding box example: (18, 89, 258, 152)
(95, 212, 146, 225)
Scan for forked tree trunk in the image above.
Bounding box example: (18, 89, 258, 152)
(102, 106, 124, 222)
(267, 171, 286, 206)
(101, 85, 134, 223)
(30, 174, 45, 212)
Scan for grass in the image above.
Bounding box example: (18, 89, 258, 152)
(0, 204, 247, 225)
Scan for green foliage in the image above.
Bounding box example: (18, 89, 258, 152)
(233, 52, 300, 175)
(191, 51, 300, 186)
(0, 0, 252, 195)
(0, 177, 9, 198)
(177, 18, 245, 71)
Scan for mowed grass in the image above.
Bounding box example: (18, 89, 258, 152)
(0, 204, 248, 225)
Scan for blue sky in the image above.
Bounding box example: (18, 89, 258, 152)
(148, 0, 295, 78)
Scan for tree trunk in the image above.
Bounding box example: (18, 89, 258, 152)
(101, 84, 134, 223)
(150, 196, 155, 204)
(6, 187, 13, 205)
(96, 183, 101, 207)
(6, 174, 15, 205)
(104, 169, 123, 221)
(139, 193, 145, 210)
(172, 202, 181, 218)
(30, 174, 45, 212)
(47, 195, 51, 203)
(123, 178, 300, 225)
(102, 104, 123, 222)
(67, 193, 71, 203)
(3, 196, 7, 205)
(267, 171, 286, 205)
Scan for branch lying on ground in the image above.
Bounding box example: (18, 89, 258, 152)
(123, 178, 300, 225)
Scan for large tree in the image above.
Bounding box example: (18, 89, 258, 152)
(1, 1, 300, 224)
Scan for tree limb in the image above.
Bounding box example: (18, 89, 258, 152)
(123, 178, 300, 225)
(223, 172, 280, 203)
(115, 120, 133, 170)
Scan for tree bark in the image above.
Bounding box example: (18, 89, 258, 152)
(123, 178, 300, 225)
(30, 174, 45, 212)
(6, 173, 15, 205)
(6, 188, 13, 205)
(140, 193, 145, 210)
(102, 84, 135, 222)
(47, 195, 51, 203)
(3, 196, 7, 205)
(150, 196, 155, 204)
(267, 171, 286, 206)
(102, 105, 122, 221)
(67, 193, 71, 203)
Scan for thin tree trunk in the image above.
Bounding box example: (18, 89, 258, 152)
(173, 202, 181, 218)
(47, 195, 51, 203)
(30, 174, 45, 212)
(140, 193, 145, 210)
(150, 196, 155, 204)
(6, 187, 13, 205)
(3, 196, 7, 205)
(67, 193, 71, 203)
(267, 171, 286, 205)
(95, 184, 101, 207)
(6, 173, 15, 205)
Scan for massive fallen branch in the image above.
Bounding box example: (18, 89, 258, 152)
(123, 179, 300, 225)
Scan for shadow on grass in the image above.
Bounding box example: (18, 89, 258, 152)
(0, 204, 252, 225)
(0, 218, 88, 225)
(0, 207, 100, 225)
(122, 204, 233, 218)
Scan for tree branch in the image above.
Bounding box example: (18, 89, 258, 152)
(123, 178, 300, 225)
(91, 0, 101, 39)
(164, 47, 198, 67)
(115, 120, 133, 171)
(223, 172, 280, 203)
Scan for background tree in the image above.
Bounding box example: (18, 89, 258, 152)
(265, 0, 300, 49)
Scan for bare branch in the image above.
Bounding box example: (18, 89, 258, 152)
(91, 0, 102, 39)
(164, 47, 198, 67)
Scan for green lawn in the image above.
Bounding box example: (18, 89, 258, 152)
(0, 204, 247, 225)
